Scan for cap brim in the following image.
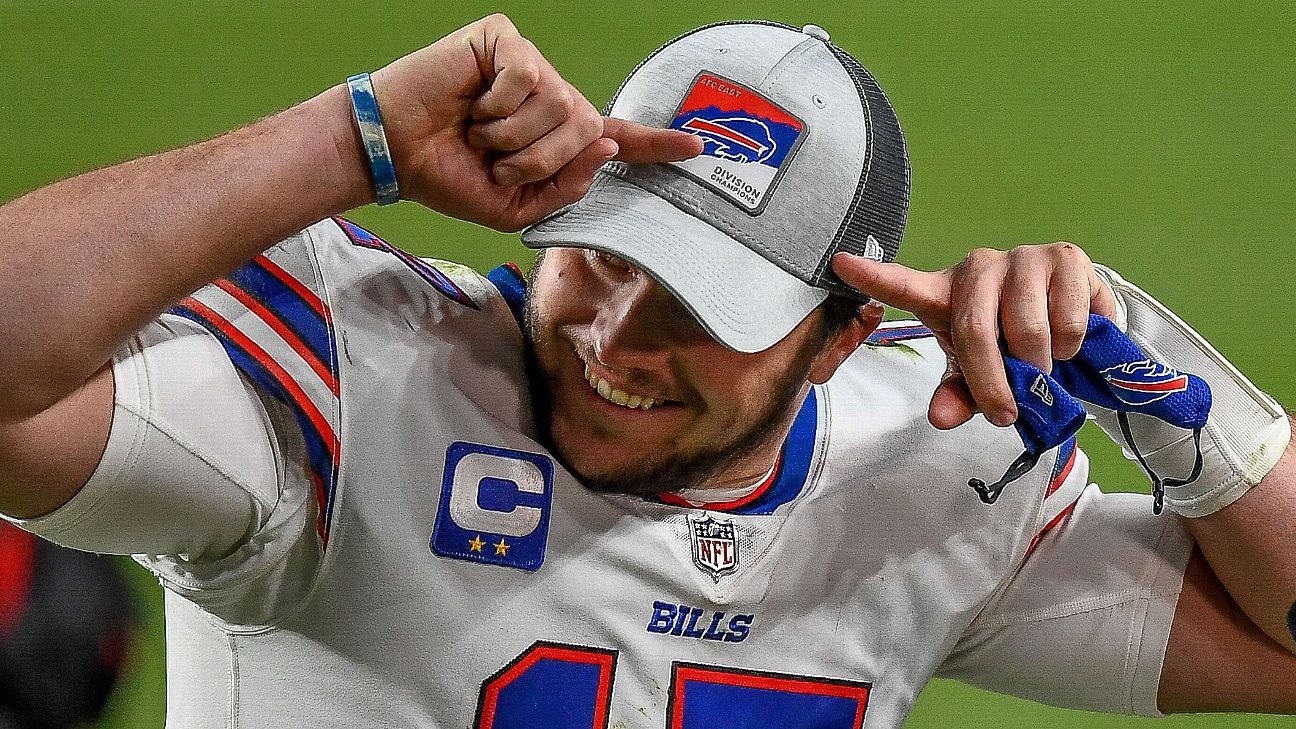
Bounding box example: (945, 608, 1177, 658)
(521, 174, 827, 353)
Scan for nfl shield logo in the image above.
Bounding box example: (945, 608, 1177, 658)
(690, 514, 739, 579)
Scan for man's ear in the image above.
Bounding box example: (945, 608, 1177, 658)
(807, 301, 885, 384)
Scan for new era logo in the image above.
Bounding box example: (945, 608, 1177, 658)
(1030, 373, 1054, 406)
(862, 235, 884, 261)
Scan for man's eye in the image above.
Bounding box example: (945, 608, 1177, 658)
(589, 249, 630, 271)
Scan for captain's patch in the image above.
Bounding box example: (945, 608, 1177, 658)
(431, 442, 554, 571)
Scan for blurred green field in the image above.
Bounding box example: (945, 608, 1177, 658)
(2, 1, 1294, 727)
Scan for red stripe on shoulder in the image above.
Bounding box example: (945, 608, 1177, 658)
(180, 298, 337, 453)
(212, 279, 339, 396)
(256, 255, 331, 324)
(1044, 446, 1077, 500)
(179, 296, 338, 542)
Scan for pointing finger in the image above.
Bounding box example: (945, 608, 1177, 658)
(830, 253, 950, 315)
(603, 117, 704, 163)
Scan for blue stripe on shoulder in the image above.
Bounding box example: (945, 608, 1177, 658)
(867, 323, 933, 346)
(168, 304, 339, 529)
(487, 263, 527, 327)
(225, 261, 332, 364)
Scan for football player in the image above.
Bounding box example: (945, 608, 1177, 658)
(0, 14, 1293, 728)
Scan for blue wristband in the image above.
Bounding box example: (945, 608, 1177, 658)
(346, 73, 400, 206)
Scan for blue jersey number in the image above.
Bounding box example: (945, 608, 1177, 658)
(475, 642, 616, 729)
(475, 643, 871, 728)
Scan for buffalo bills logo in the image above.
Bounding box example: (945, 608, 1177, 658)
(679, 115, 777, 164)
(1101, 359, 1190, 406)
(667, 72, 806, 213)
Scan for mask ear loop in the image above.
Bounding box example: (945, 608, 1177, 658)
(969, 450, 1042, 505)
(1116, 411, 1205, 515)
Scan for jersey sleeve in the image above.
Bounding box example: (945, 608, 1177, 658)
(4, 315, 282, 561)
(3, 228, 342, 624)
(936, 443, 1195, 717)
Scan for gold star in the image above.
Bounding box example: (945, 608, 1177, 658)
(468, 535, 485, 553)
(493, 538, 510, 556)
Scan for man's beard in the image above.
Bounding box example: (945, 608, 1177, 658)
(522, 262, 815, 497)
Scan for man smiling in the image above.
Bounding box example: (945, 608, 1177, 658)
(1, 14, 1295, 728)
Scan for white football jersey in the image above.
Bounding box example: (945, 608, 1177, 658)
(5, 219, 1193, 728)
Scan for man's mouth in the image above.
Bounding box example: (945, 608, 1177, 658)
(583, 363, 667, 410)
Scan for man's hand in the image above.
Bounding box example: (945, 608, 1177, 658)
(369, 14, 702, 231)
(832, 243, 1118, 430)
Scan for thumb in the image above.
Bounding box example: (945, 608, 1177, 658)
(831, 253, 949, 315)
(603, 118, 704, 163)
(929, 372, 977, 430)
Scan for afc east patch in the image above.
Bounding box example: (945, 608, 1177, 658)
(689, 514, 739, 580)
(668, 71, 807, 214)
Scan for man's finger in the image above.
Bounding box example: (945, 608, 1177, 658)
(929, 373, 977, 430)
(603, 118, 703, 163)
(1000, 250, 1054, 371)
(493, 109, 605, 186)
(949, 251, 1017, 426)
(1045, 256, 1092, 361)
(468, 87, 573, 152)
(471, 32, 544, 120)
(1089, 268, 1118, 320)
(534, 138, 620, 212)
(830, 253, 950, 315)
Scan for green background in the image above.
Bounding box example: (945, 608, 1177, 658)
(1, 1, 1292, 727)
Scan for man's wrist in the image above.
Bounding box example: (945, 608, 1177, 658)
(307, 83, 380, 211)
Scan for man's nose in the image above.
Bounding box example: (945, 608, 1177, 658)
(590, 277, 681, 370)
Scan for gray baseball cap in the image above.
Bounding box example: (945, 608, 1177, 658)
(522, 21, 909, 353)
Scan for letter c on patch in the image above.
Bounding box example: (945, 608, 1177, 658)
(449, 452, 545, 537)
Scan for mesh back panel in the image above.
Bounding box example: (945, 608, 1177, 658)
(815, 45, 910, 300)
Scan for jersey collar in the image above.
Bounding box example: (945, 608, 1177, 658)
(656, 387, 820, 515)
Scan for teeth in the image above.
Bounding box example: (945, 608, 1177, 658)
(584, 364, 661, 410)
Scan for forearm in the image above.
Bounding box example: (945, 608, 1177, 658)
(1179, 418, 1296, 651)
(0, 83, 368, 418)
